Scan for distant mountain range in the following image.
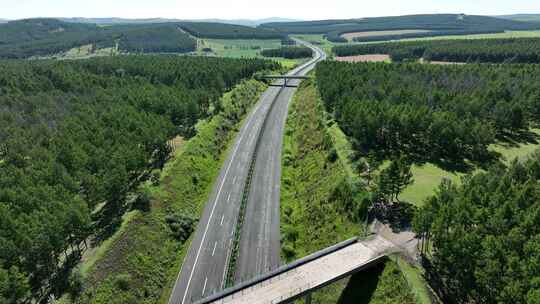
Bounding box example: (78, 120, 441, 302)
(56, 17, 299, 27)
(496, 14, 540, 22)
(0, 19, 8, 23)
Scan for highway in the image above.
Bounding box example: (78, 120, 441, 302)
(168, 40, 325, 304)
(235, 40, 326, 282)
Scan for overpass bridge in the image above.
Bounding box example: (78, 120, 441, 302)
(259, 75, 311, 87)
(193, 236, 397, 304)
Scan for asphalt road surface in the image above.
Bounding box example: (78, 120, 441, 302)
(235, 41, 326, 282)
(168, 40, 325, 304)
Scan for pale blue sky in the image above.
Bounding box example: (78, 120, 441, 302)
(1, 0, 539, 20)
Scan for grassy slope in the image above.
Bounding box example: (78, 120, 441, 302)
(280, 80, 359, 261)
(282, 80, 420, 303)
(71, 79, 267, 304)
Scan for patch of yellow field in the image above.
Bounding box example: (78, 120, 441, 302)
(335, 54, 390, 62)
(341, 29, 432, 41)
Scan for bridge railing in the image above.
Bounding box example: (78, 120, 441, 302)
(258, 75, 311, 87)
(193, 238, 358, 304)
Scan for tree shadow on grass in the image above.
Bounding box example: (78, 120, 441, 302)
(497, 128, 540, 147)
(337, 263, 385, 304)
(91, 202, 125, 246)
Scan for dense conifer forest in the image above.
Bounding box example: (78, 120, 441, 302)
(178, 22, 283, 39)
(315, 61, 540, 165)
(316, 60, 540, 303)
(260, 14, 540, 42)
(0, 19, 283, 59)
(333, 38, 540, 63)
(348, 29, 502, 43)
(0, 56, 277, 302)
(414, 155, 540, 303)
(261, 46, 312, 59)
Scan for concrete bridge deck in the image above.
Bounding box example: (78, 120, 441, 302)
(195, 236, 397, 304)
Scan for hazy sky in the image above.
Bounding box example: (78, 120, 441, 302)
(2, 0, 540, 20)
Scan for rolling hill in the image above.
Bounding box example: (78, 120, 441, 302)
(59, 17, 299, 27)
(497, 14, 540, 22)
(0, 18, 283, 58)
(260, 14, 540, 42)
(0, 19, 197, 58)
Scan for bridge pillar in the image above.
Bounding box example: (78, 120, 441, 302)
(305, 293, 312, 304)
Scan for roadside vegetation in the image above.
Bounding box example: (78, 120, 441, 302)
(280, 80, 365, 262)
(75, 79, 268, 304)
(0, 56, 276, 303)
(281, 80, 428, 303)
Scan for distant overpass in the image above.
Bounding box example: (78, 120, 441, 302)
(259, 75, 311, 87)
(193, 236, 397, 304)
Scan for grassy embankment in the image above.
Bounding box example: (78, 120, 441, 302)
(65, 79, 267, 304)
(195, 38, 306, 69)
(281, 80, 425, 303)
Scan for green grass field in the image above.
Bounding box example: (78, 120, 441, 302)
(398, 129, 540, 206)
(491, 128, 540, 163)
(398, 163, 462, 206)
(196, 38, 282, 57)
(195, 38, 304, 69)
